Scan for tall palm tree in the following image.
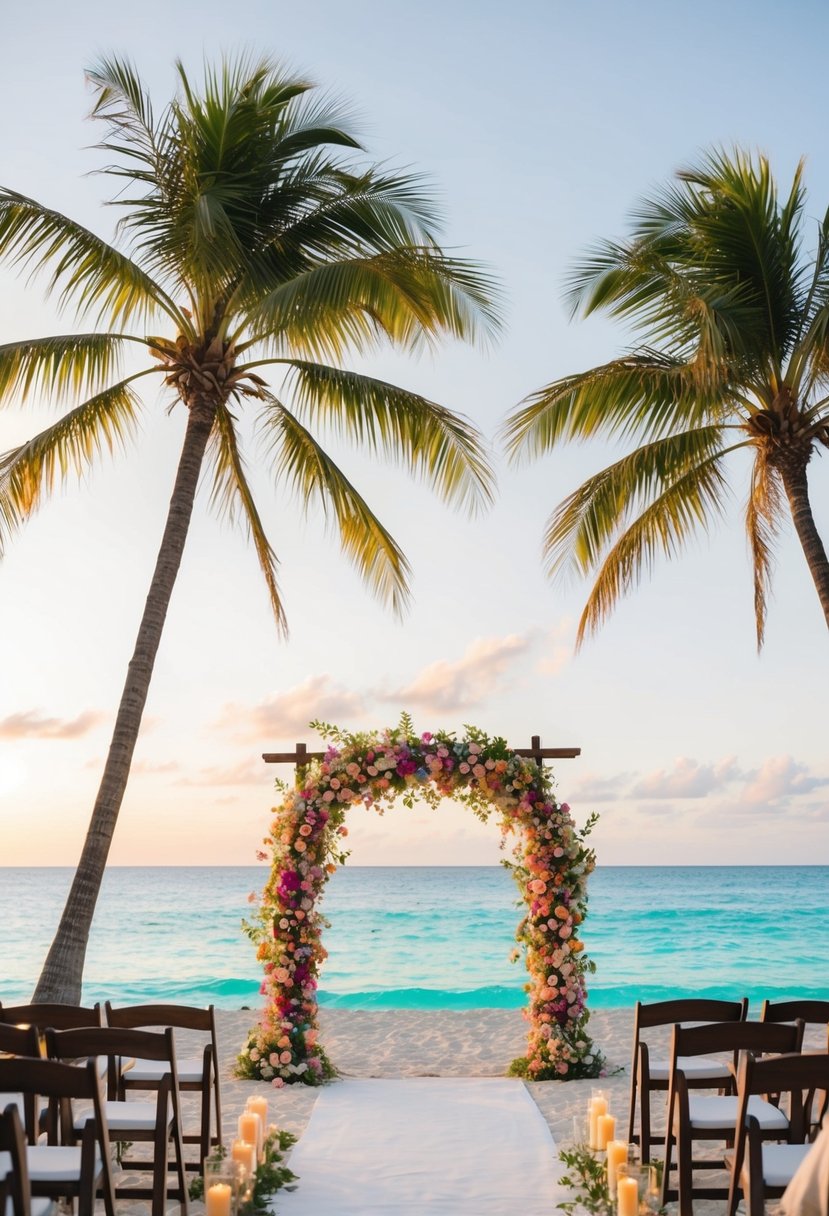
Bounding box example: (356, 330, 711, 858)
(0, 55, 500, 1003)
(503, 148, 829, 648)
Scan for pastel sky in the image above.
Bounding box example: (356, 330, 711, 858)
(1, 0, 828, 869)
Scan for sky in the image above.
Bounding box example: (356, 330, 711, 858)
(1, 0, 828, 870)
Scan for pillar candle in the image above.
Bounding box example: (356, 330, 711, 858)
(617, 1175, 638, 1216)
(231, 1138, 256, 1175)
(606, 1140, 629, 1193)
(597, 1112, 616, 1151)
(206, 1183, 232, 1216)
(588, 1096, 607, 1149)
(246, 1096, 268, 1154)
(238, 1111, 261, 1152)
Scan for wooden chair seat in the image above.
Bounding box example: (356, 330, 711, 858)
(682, 1093, 790, 1132)
(648, 1055, 732, 1083)
(127, 1056, 206, 1085)
(23, 1146, 102, 1184)
(755, 1141, 812, 1188)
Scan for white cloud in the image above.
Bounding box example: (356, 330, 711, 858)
(218, 675, 366, 741)
(631, 755, 743, 799)
(0, 709, 102, 739)
(739, 755, 829, 804)
(381, 634, 531, 713)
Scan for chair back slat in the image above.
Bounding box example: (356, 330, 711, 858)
(636, 997, 748, 1030)
(761, 999, 829, 1025)
(104, 1003, 214, 1033)
(0, 1024, 42, 1058)
(0, 1003, 102, 1031)
(672, 1019, 804, 1059)
(46, 1026, 176, 1065)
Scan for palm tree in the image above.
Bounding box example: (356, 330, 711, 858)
(503, 148, 829, 648)
(0, 55, 500, 1003)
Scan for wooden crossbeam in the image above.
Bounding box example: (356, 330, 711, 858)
(263, 735, 580, 768)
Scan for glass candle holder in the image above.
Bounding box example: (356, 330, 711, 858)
(617, 1163, 649, 1216)
(204, 1159, 236, 1216)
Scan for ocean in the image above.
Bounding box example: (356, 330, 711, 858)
(0, 866, 826, 1010)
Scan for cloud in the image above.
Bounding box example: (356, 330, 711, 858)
(0, 709, 102, 740)
(565, 771, 635, 803)
(631, 755, 743, 799)
(218, 675, 365, 741)
(176, 758, 275, 787)
(739, 755, 829, 804)
(381, 634, 531, 713)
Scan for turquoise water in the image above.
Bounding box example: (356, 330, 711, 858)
(0, 866, 826, 1009)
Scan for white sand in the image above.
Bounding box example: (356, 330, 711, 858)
(177, 1008, 827, 1212)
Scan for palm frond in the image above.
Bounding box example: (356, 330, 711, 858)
(238, 248, 501, 358)
(504, 353, 731, 458)
(260, 393, 412, 615)
(0, 189, 179, 328)
(0, 375, 147, 552)
(745, 448, 783, 649)
(0, 333, 144, 408)
(542, 426, 731, 580)
(256, 358, 494, 516)
(565, 445, 736, 647)
(207, 402, 287, 635)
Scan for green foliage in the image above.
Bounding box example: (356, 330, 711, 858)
(557, 1145, 612, 1215)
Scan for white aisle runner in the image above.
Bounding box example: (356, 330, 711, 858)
(277, 1078, 566, 1215)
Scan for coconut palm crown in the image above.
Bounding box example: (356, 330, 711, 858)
(503, 148, 829, 648)
(0, 55, 500, 1001)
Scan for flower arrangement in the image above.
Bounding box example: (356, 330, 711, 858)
(238, 715, 604, 1085)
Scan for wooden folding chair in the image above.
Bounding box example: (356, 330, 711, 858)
(0, 1058, 115, 1216)
(0, 1026, 43, 1143)
(729, 1051, 829, 1216)
(46, 1025, 188, 1216)
(660, 1018, 804, 1215)
(0, 1102, 56, 1216)
(105, 1001, 222, 1169)
(627, 997, 748, 1164)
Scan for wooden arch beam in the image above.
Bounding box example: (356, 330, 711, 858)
(263, 735, 580, 769)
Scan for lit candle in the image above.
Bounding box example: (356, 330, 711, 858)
(206, 1183, 232, 1216)
(246, 1096, 268, 1155)
(238, 1110, 261, 1154)
(617, 1175, 638, 1216)
(588, 1096, 607, 1149)
(606, 1140, 628, 1193)
(230, 1138, 256, 1176)
(597, 1112, 616, 1151)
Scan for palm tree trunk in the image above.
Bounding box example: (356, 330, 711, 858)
(33, 398, 217, 1003)
(778, 455, 829, 631)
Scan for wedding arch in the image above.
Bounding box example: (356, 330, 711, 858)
(239, 716, 604, 1085)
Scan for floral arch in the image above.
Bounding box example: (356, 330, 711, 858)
(239, 717, 604, 1086)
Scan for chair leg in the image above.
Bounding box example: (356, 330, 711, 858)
(640, 1088, 652, 1165)
(173, 1115, 189, 1216)
(677, 1121, 694, 1216)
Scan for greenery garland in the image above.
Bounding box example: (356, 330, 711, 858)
(239, 715, 604, 1084)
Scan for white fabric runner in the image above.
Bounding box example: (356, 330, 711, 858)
(277, 1078, 565, 1215)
